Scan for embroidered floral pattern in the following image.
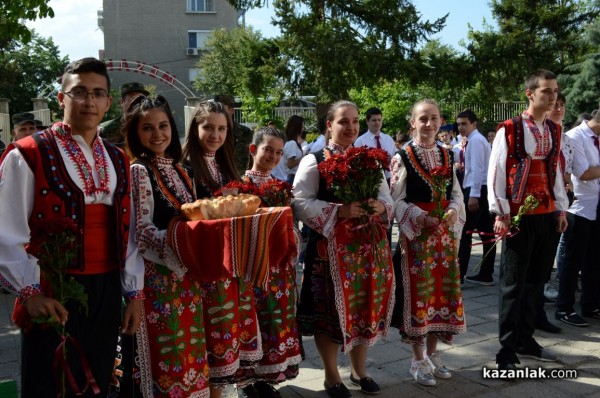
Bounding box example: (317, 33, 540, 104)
(244, 172, 302, 381)
(204, 153, 223, 188)
(18, 283, 42, 301)
(53, 123, 110, 196)
(522, 112, 552, 158)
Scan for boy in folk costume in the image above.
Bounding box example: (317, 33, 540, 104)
(0, 57, 144, 397)
(488, 69, 569, 371)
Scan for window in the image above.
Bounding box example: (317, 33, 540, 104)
(189, 68, 200, 83)
(188, 31, 211, 49)
(187, 0, 214, 12)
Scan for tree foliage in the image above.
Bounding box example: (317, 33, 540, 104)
(193, 26, 287, 124)
(0, 0, 54, 50)
(559, 0, 600, 120)
(0, 31, 69, 117)
(272, 0, 447, 104)
(467, 0, 596, 101)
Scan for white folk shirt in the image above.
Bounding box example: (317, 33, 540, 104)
(353, 131, 396, 179)
(0, 131, 144, 296)
(566, 121, 600, 221)
(463, 129, 491, 198)
(487, 118, 569, 216)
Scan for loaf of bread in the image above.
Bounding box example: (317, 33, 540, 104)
(181, 194, 261, 220)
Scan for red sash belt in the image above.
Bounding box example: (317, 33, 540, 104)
(413, 200, 450, 213)
(509, 160, 555, 215)
(68, 204, 118, 275)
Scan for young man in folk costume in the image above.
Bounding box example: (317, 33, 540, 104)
(488, 69, 569, 371)
(0, 57, 144, 397)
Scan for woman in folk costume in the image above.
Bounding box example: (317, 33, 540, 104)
(123, 95, 209, 397)
(292, 100, 394, 398)
(390, 99, 466, 387)
(181, 100, 261, 397)
(238, 127, 302, 398)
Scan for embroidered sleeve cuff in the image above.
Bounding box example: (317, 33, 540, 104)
(555, 210, 567, 217)
(19, 284, 42, 301)
(124, 290, 145, 302)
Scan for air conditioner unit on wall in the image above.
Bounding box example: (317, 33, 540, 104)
(187, 48, 199, 56)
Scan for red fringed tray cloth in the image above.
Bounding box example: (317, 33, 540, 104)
(167, 207, 297, 288)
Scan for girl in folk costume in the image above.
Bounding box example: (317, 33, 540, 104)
(124, 95, 209, 397)
(292, 100, 394, 398)
(240, 127, 302, 398)
(181, 101, 261, 397)
(390, 99, 466, 386)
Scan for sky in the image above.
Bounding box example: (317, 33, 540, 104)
(26, 0, 493, 61)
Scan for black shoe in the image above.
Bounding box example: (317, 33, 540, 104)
(252, 381, 281, 398)
(535, 319, 561, 333)
(582, 308, 600, 319)
(349, 374, 380, 395)
(324, 381, 352, 398)
(465, 274, 495, 286)
(238, 385, 259, 398)
(516, 346, 559, 362)
(555, 311, 589, 327)
(496, 361, 518, 371)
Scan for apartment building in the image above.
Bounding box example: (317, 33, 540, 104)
(99, 0, 243, 133)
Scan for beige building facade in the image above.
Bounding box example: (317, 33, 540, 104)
(99, 0, 242, 133)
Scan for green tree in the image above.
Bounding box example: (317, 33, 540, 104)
(226, 0, 447, 111)
(560, 0, 600, 121)
(193, 26, 286, 124)
(0, 31, 69, 117)
(0, 0, 54, 49)
(467, 0, 596, 101)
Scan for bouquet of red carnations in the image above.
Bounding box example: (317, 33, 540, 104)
(215, 179, 293, 207)
(256, 179, 293, 207)
(213, 180, 255, 197)
(317, 146, 389, 212)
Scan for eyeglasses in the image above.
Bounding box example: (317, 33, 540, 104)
(64, 88, 109, 102)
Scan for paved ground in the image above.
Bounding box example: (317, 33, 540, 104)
(1, 237, 599, 398)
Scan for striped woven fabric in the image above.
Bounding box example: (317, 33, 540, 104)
(168, 207, 296, 288)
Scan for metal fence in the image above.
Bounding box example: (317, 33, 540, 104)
(0, 113, 10, 144)
(443, 101, 527, 122)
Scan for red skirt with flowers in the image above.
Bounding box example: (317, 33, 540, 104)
(137, 261, 209, 398)
(297, 217, 394, 352)
(201, 278, 261, 386)
(394, 202, 466, 345)
(252, 258, 302, 382)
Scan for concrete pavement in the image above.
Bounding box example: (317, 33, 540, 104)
(1, 240, 599, 398)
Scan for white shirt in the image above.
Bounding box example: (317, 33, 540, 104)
(463, 129, 491, 198)
(0, 132, 144, 296)
(271, 157, 288, 181)
(283, 140, 303, 175)
(488, 118, 569, 216)
(309, 134, 326, 154)
(353, 131, 396, 178)
(566, 121, 600, 221)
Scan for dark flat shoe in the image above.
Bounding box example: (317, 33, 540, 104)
(324, 381, 352, 398)
(349, 374, 380, 395)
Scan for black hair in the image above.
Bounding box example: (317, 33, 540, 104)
(525, 69, 556, 91)
(365, 107, 382, 121)
(456, 109, 478, 124)
(124, 95, 181, 162)
(61, 57, 110, 92)
(182, 101, 240, 191)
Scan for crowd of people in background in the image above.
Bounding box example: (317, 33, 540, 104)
(0, 58, 598, 398)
